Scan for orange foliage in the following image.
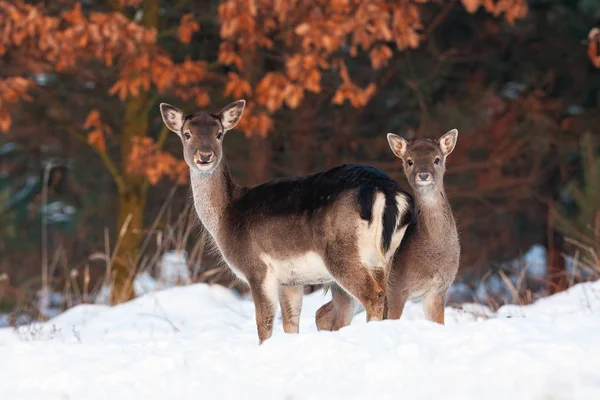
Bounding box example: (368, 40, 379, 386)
(462, 0, 528, 24)
(84, 110, 111, 153)
(1, 1, 209, 113)
(127, 137, 188, 185)
(218, 0, 528, 137)
(87, 130, 106, 154)
(0, 1, 212, 186)
(0, 0, 531, 184)
(225, 72, 253, 99)
(237, 104, 273, 138)
(0, 77, 33, 132)
(178, 14, 200, 44)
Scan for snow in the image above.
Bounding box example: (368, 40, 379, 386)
(1, 281, 600, 400)
(158, 250, 191, 286)
(94, 251, 190, 306)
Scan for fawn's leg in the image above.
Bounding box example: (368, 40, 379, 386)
(249, 272, 278, 344)
(315, 283, 354, 331)
(387, 289, 409, 320)
(279, 285, 303, 334)
(423, 291, 446, 325)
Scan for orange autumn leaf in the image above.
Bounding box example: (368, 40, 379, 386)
(224, 72, 253, 98)
(178, 13, 200, 44)
(283, 84, 303, 109)
(0, 77, 34, 132)
(0, 109, 12, 132)
(84, 109, 101, 129)
(295, 22, 310, 36)
(369, 45, 393, 69)
(195, 92, 211, 107)
(462, 0, 480, 14)
(87, 129, 106, 153)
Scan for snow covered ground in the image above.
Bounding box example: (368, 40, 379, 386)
(1, 281, 600, 400)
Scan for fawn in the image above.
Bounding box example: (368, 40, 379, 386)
(316, 129, 460, 329)
(159, 100, 414, 343)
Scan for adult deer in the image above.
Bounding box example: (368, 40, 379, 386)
(316, 130, 460, 330)
(160, 100, 414, 343)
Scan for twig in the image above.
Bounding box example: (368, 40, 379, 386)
(136, 313, 180, 332)
(62, 124, 126, 193)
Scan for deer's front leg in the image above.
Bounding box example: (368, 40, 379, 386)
(279, 285, 303, 334)
(249, 272, 278, 344)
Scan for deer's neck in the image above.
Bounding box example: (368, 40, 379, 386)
(189, 160, 240, 238)
(415, 187, 455, 240)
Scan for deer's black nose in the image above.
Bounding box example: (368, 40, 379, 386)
(200, 152, 212, 162)
(194, 150, 214, 164)
(418, 173, 430, 181)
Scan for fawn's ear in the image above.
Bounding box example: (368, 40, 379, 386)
(439, 129, 458, 155)
(217, 100, 246, 131)
(160, 103, 185, 135)
(387, 133, 408, 159)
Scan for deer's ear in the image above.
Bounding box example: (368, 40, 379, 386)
(217, 100, 246, 131)
(387, 133, 408, 159)
(160, 103, 185, 134)
(439, 129, 458, 155)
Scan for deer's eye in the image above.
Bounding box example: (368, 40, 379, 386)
(216, 132, 223, 140)
(407, 159, 414, 167)
(434, 157, 440, 165)
(184, 132, 191, 140)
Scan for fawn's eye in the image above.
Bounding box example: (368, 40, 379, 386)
(434, 157, 440, 165)
(216, 132, 223, 140)
(407, 159, 414, 167)
(184, 132, 191, 140)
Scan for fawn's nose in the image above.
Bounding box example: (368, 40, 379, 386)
(418, 172, 430, 181)
(194, 150, 214, 164)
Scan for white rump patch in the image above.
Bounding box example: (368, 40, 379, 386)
(357, 192, 386, 269)
(358, 192, 412, 269)
(385, 194, 411, 259)
(260, 252, 332, 286)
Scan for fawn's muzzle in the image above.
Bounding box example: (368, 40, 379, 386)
(194, 150, 214, 165)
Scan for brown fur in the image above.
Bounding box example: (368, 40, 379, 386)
(160, 101, 412, 344)
(316, 130, 460, 329)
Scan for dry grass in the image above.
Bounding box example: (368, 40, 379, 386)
(469, 242, 599, 312)
(1, 185, 240, 326)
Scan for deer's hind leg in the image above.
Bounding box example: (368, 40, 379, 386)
(315, 283, 354, 331)
(324, 245, 385, 322)
(279, 285, 303, 334)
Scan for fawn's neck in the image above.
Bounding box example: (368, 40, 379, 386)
(189, 160, 240, 237)
(415, 186, 455, 240)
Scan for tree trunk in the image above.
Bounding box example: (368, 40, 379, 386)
(248, 136, 271, 184)
(547, 209, 567, 295)
(111, 184, 145, 304)
(547, 228, 567, 295)
(108, 0, 157, 305)
(241, 43, 271, 185)
(288, 101, 316, 175)
(110, 92, 150, 305)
